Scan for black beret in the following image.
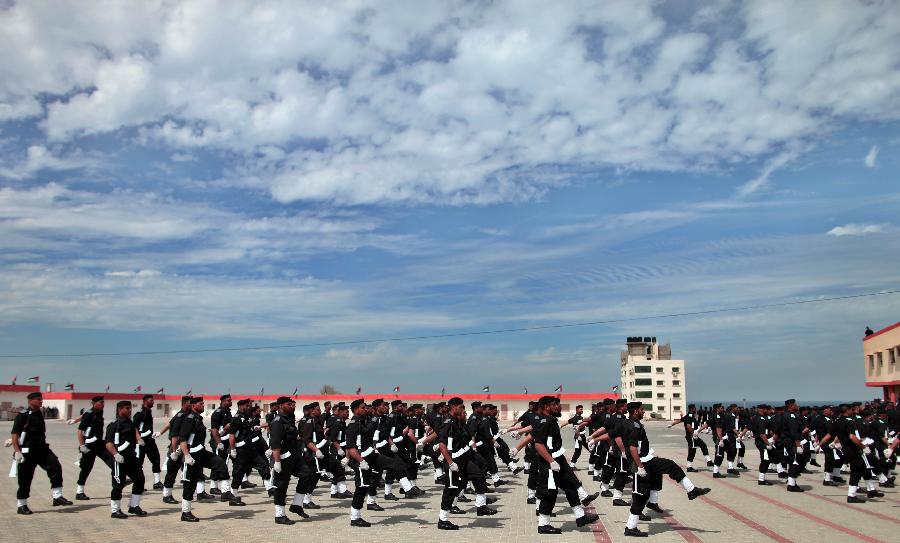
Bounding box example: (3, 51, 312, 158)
(391, 399, 403, 407)
(142, 394, 153, 401)
(27, 392, 42, 400)
(536, 396, 556, 406)
(350, 398, 365, 411)
(371, 398, 384, 407)
(116, 400, 131, 409)
(615, 399, 627, 405)
(784, 399, 796, 406)
(603, 399, 615, 405)
(181, 396, 193, 403)
(447, 397, 464, 406)
(92, 395, 105, 403)
(269, 402, 278, 407)
(237, 399, 251, 406)
(410, 403, 422, 409)
(471, 401, 482, 408)
(220, 394, 231, 401)
(309, 401, 319, 408)
(688, 403, 696, 408)
(627, 401, 643, 412)
(190, 397, 204, 404)
(276, 396, 293, 405)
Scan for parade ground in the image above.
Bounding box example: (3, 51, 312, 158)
(0, 420, 897, 543)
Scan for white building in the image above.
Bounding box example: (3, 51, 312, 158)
(619, 337, 686, 420)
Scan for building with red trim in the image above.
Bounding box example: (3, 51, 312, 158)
(863, 322, 900, 402)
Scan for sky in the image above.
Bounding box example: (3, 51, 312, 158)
(1, 0, 899, 401)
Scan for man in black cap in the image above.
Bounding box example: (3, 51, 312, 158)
(667, 404, 713, 472)
(133, 394, 163, 490)
(780, 399, 806, 492)
(750, 404, 775, 485)
(328, 402, 352, 498)
(382, 399, 409, 500)
(568, 405, 589, 467)
(269, 396, 313, 524)
(832, 403, 878, 502)
(75, 395, 113, 499)
(105, 400, 146, 518)
(483, 404, 520, 475)
(623, 401, 710, 537)
(345, 398, 376, 527)
(369, 398, 423, 504)
(507, 401, 543, 505)
(208, 394, 233, 496)
(178, 397, 235, 521)
(712, 403, 738, 478)
(159, 395, 192, 504)
(225, 399, 256, 506)
(10, 391, 72, 514)
(532, 396, 600, 534)
(299, 401, 332, 509)
(603, 398, 631, 506)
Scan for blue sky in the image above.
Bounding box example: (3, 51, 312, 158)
(1, 0, 899, 400)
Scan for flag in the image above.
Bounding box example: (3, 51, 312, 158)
(523, 386, 528, 394)
(64, 383, 75, 391)
(554, 385, 562, 393)
(156, 387, 164, 394)
(393, 386, 400, 393)
(292, 387, 298, 396)
(186, 388, 192, 395)
(355, 386, 362, 395)
(259, 387, 264, 396)
(11, 376, 16, 385)
(27, 376, 39, 384)
(441, 387, 445, 397)
(612, 385, 619, 392)
(105, 385, 110, 393)
(482, 386, 490, 393)
(133, 385, 142, 392)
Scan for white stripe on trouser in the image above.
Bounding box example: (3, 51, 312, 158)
(358, 466, 368, 487)
(763, 448, 769, 461)
(113, 462, 121, 484)
(448, 470, 457, 489)
(547, 470, 556, 490)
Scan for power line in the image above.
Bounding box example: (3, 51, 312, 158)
(1, 288, 897, 359)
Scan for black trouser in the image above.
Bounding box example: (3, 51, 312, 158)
(478, 445, 498, 476)
(350, 455, 376, 510)
(714, 437, 736, 467)
(230, 443, 254, 490)
(405, 447, 421, 481)
(754, 437, 771, 474)
(600, 447, 617, 484)
(273, 453, 312, 507)
(571, 435, 589, 463)
(440, 457, 489, 510)
(367, 451, 408, 496)
(164, 449, 184, 488)
(16, 445, 63, 500)
(686, 435, 709, 462)
(138, 437, 161, 473)
(495, 437, 513, 465)
(594, 443, 609, 476)
(845, 450, 873, 487)
(525, 445, 540, 490)
(111, 456, 145, 500)
(182, 449, 229, 501)
(782, 442, 806, 480)
(536, 459, 581, 515)
(630, 456, 686, 515)
(77, 442, 113, 485)
(823, 444, 842, 475)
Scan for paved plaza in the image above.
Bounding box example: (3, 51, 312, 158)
(1, 420, 897, 542)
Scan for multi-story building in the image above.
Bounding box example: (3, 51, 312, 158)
(863, 322, 900, 402)
(620, 337, 686, 420)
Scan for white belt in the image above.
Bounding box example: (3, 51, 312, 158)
(339, 441, 346, 447)
(375, 440, 388, 448)
(140, 430, 152, 437)
(235, 441, 246, 448)
(117, 441, 131, 452)
(316, 439, 328, 448)
(640, 448, 655, 463)
(394, 436, 404, 443)
(451, 446, 470, 459)
(475, 441, 484, 447)
(251, 436, 260, 443)
(360, 447, 374, 458)
(800, 439, 808, 445)
(551, 447, 567, 458)
(189, 444, 204, 453)
(84, 437, 98, 444)
(281, 451, 292, 459)
(21, 447, 30, 454)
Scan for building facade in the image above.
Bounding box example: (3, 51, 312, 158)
(619, 337, 686, 420)
(864, 322, 900, 402)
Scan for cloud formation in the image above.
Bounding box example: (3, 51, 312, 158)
(864, 145, 880, 168)
(826, 223, 886, 237)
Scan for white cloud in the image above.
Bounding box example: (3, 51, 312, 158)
(0, 145, 94, 180)
(864, 145, 879, 168)
(826, 223, 886, 237)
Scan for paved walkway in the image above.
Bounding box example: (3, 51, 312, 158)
(1, 421, 897, 542)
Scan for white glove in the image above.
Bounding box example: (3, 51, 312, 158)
(14, 451, 25, 463)
(637, 467, 647, 478)
(114, 453, 124, 464)
(390, 443, 399, 453)
(216, 442, 224, 451)
(884, 448, 893, 458)
(273, 460, 282, 473)
(834, 442, 842, 450)
(359, 460, 370, 471)
(432, 444, 440, 452)
(863, 447, 871, 455)
(184, 454, 195, 466)
(340, 457, 350, 466)
(337, 448, 345, 457)
(796, 446, 804, 454)
(828, 442, 836, 449)
(151, 432, 160, 439)
(137, 438, 145, 447)
(315, 449, 325, 460)
(416, 442, 424, 452)
(766, 443, 774, 450)
(79, 444, 90, 454)
(511, 448, 521, 459)
(692, 430, 699, 438)
(550, 461, 561, 472)
(169, 451, 180, 461)
(229, 448, 237, 459)
(721, 435, 728, 441)
(3, 438, 10, 448)
(265, 448, 272, 458)
(66, 419, 76, 425)
(253, 425, 261, 431)
(448, 462, 459, 472)
(498, 429, 507, 435)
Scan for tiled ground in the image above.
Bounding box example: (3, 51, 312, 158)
(1, 421, 896, 542)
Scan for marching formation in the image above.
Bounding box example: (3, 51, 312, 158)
(8, 390, 899, 537)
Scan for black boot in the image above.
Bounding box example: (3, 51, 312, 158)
(366, 503, 384, 511)
(229, 497, 246, 506)
(52, 497, 73, 506)
(624, 527, 648, 537)
(162, 495, 178, 504)
(646, 502, 663, 513)
(17, 505, 33, 515)
(350, 517, 371, 527)
(438, 519, 459, 530)
(477, 506, 498, 516)
(181, 512, 200, 522)
(275, 515, 295, 525)
(75, 493, 90, 501)
(687, 487, 711, 500)
(128, 506, 148, 516)
(538, 525, 562, 534)
(289, 504, 309, 518)
(110, 510, 129, 519)
(576, 512, 599, 527)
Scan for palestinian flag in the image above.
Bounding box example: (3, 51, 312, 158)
(554, 385, 562, 393)
(64, 383, 75, 391)
(482, 386, 490, 393)
(27, 376, 39, 384)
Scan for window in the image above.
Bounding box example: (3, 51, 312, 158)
(672, 367, 680, 374)
(658, 405, 665, 411)
(635, 366, 651, 373)
(643, 404, 653, 411)
(673, 393, 681, 399)
(868, 355, 875, 373)
(673, 405, 681, 411)
(656, 367, 664, 373)
(635, 378, 652, 386)
(672, 380, 680, 386)
(656, 380, 664, 386)
(635, 391, 653, 399)
(656, 393, 665, 399)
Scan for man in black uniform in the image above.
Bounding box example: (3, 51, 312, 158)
(345, 398, 377, 527)
(780, 399, 806, 492)
(484, 404, 520, 475)
(507, 401, 542, 504)
(106, 400, 146, 518)
(624, 401, 710, 538)
(76, 395, 114, 499)
(568, 405, 590, 467)
(369, 398, 423, 503)
(712, 403, 738, 478)
(604, 399, 632, 505)
(832, 404, 878, 502)
(328, 402, 352, 498)
(178, 397, 235, 521)
(532, 396, 600, 534)
(383, 400, 410, 500)
(269, 396, 311, 524)
(133, 394, 163, 490)
(300, 401, 338, 509)
(160, 395, 192, 504)
(10, 391, 72, 514)
(750, 404, 775, 485)
(247, 403, 272, 490)
(668, 404, 712, 472)
(208, 394, 233, 496)
(226, 398, 256, 506)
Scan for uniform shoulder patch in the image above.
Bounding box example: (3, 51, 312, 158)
(633, 422, 640, 428)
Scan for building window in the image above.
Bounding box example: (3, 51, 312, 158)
(635, 366, 651, 373)
(868, 355, 875, 373)
(673, 405, 681, 411)
(658, 405, 665, 411)
(644, 404, 653, 411)
(673, 380, 680, 386)
(656, 367, 664, 373)
(673, 393, 681, 399)
(656, 393, 665, 399)
(635, 391, 653, 399)
(656, 380, 664, 386)
(635, 378, 652, 386)
(672, 367, 680, 374)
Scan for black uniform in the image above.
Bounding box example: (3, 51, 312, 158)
(269, 410, 311, 507)
(106, 416, 145, 502)
(627, 416, 690, 516)
(163, 409, 188, 490)
(438, 416, 488, 511)
(568, 412, 589, 464)
(229, 409, 268, 490)
(178, 410, 229, 502)
(780, 411, 806, 481)
(678, 412, 710, 464)
(77, 408, 113, 486)
(210, 406, 233, 460)
(346, 414, 376, 511)
(832, 415, 873, 488)
(750, 412, 772, 474)
(11, 408, 63, 500)
(133, 406, 161, 475)
(532, 413, 581, 516)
